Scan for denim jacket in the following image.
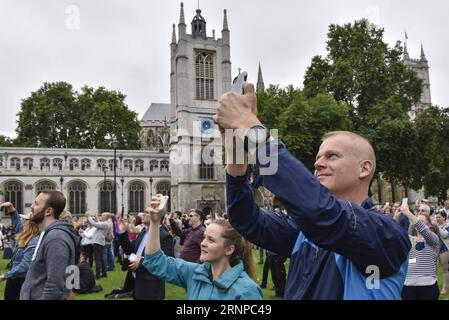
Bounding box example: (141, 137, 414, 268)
(4, 210, 39, 280)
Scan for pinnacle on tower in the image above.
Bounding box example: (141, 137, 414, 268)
(223, 9, 229, 31)
(403, 30, 410, 60)
(179, 2, 185, 25)
(171, 24, 177, 44)
(421, 44, 428, 62)
(257, 62, 265, 92)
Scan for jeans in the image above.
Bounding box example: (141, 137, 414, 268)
(93, 243, 106, 277)
(4, 277, 25, 300)
(103, 243, 115, 271)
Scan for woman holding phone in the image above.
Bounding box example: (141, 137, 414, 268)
(142, 195, 263, 300)
(398, 205, 441, 300)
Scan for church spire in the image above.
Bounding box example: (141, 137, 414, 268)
(404, 30, 410, 60)
(257, 62, 265, 92)
(171, 24, 177, 44)
(421, 43, 428, 62)
(223, 9, 229, 31)
(178, 2, 186, 39)
(179, 2, 185, 25)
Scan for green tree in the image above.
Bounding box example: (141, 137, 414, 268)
(0, 135, 14, 147)
(303, 19, 422, 128)
(302, 19, 427, 191)
(258, 87, 352, 171)
(15, 82, 141, 149)
(414, 107, 449, 198)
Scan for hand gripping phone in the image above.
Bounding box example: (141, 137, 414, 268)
(401, 198, 409, 207)
(157, 195, 169, 211)
(231, 71, 248, 94)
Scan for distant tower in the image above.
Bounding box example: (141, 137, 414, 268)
(403, 35, 431, 119)
(169, 3, 231, 214)
(256, 62, 265, 92)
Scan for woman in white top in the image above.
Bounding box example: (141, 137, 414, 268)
(436, 211, 449, 294)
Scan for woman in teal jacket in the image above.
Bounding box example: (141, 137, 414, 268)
(142, 196, 263, 300)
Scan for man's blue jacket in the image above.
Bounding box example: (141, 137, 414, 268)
(227, 141, 411, 300)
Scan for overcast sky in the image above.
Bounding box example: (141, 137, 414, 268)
(1, 0, 448, 138)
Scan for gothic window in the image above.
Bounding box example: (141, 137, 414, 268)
(36, 180, 56, 196)
(69, 182, 86, 215)
(0, 157, 3, 167)
(160, 160, 169, 172)
(199, 149, 215, 181)
(147, 129, 157, 150)
(195, 52, 214, 100)
(128, 181, 145, 214)
(69, 158, 79, 171)
(10, 157, 20, 171)
(81, 159, 91, 171)
(108, 159, 118, 171)
(23, 158, 33, 170)
(99, 181, 116, 213)
(97, 159, 106, 170)
(149, 160, 158, 172)
(135, 160, 144, 172)
(124, 159, 133, 172)
(53, 158, 63, 171)
(4, 181, 23, 214)
(40, 158, 50, 171)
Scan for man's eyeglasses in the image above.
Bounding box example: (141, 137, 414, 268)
(189, 214, 196, 218)
(418, 209, 428, 213)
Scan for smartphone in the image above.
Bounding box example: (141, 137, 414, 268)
(157, 196, 169, 211)
(231, 71, 248, 94)
(129, 253, 138, 262)
(401, 198, 409, 207)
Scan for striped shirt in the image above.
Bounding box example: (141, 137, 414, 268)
(404, 220, 440, 286)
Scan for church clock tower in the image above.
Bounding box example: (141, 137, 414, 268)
(169, 3, 231, 215)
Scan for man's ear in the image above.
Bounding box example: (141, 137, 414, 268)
(45, 207, 54, 218)
(359, 160, 374, 179)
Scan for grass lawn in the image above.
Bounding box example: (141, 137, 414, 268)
(1, 249, 447, 300)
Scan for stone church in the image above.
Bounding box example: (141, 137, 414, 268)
(0, 3, 231, 221)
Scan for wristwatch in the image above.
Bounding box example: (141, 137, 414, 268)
(244, 124, 271, 152)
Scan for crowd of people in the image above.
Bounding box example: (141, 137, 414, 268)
(1, 81, 449, 301)
(0, 195, 267, 300)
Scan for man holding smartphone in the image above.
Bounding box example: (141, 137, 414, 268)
(214, 82, 411, 300)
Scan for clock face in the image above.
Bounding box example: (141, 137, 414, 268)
(199, 117, 216, 135)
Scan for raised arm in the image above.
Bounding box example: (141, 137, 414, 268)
(87, 216, 108, 230)
(143, 197, 197, 288)
(227, 173, 300, 257)
(413, 220, 440, 250)
(0, 203, 23, 233)
(250, 141, 410, 277)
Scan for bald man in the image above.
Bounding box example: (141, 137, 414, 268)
(215, 83, 411, 300)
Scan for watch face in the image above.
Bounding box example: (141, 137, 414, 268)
(248, 126, 267, 144)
